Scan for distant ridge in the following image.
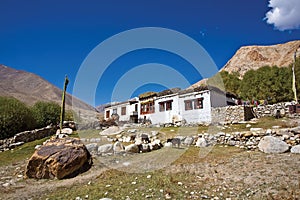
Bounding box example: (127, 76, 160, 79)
(0, 64, 95, 112)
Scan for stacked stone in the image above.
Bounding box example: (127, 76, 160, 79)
(196, 126, 300, 151)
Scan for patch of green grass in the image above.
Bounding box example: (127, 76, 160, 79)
(77, 129, 100, 139)
(0, 137, 50, 167)
(173, 145, 244, 165)
(45, 169, 195, 200)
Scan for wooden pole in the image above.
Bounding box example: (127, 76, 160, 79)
(292, 50, 298, 104)
(60, 75, 69, 133)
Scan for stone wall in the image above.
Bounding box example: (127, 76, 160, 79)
(211, 102, 299, 125)
(0, 127, 57, 151)
(211, 105, 255, 125)
(252, 102, 290, 118)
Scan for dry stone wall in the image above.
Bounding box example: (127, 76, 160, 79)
(211, 103, 298, 125)
(211, 105, 255, 125)
(0, 127, 57, 151)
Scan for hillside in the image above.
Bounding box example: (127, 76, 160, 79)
(222, 40, 300, 76)
(0, 64, 95, 112)
(190, 40, 300, 89)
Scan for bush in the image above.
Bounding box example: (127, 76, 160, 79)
(0, 97, 36, 139)
(32, 101, 61, 128)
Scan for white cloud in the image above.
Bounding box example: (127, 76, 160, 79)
(265, 0, 300, 31)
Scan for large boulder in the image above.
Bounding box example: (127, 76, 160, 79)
(258, 136, 289, 153)
(25, 137, 92, 179)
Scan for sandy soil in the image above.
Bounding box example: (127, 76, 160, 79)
(1, 147, 300, 200)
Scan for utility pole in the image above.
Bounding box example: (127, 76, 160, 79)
(292, 49, 298, 104)
(60, 75, 69, 133)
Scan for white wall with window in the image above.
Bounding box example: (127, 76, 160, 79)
(147, 94, 181, 124)
(179, 90, 212, 124)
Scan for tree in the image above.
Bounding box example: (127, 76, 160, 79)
(0, 97, 35, 139)
(31, 101, 61, 128)
(239, 65, 293, 103)
(219, 71, 241, 95)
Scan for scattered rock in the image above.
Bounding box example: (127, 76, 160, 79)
(125, 144, 140, 153)
(183, 136, 194, 146)
(100, 126, 123, 136)
(113, 141, 125, 153)
(250, 128, 263, 132)
(98, 144, 114, 155)
(291, 145, 300, 154)
(56, 128, 73, 135)
(195, 137, 208, 147)
(258, 136, 289, 153)
(25, 137, 92, 179)
(85, 143, 98, 154)
(290, 126, 300, 134)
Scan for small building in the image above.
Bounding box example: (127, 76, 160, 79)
(104, 86, 237, 125)
(104, 97, 139, 123)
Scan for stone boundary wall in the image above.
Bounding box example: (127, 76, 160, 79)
(212, 102, 298, 125)
(211, 105, 255, 125)
(252, 102, 290, 118)
(0, 127, 57, 151)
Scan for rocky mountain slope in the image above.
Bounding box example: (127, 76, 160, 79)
(190, 40, 300, 89)
(222, 40, 300, 76)
(0, 64, 94, 112)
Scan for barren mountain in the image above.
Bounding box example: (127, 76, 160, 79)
(0, 64, 95, 112)
(190, 40, 300, 89)
(222, 40, 300, 76)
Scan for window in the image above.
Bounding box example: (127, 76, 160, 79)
(194, 98, 203, 109)
(185, 98, 204, 110)
(140, 101, 155, 114)
(159, 102, 165, 112)
(121, 106, 126, 115)
(113, 108, 117, 114)
(184, 100, 193, 110)
(166, 101, 172, 111)
(159, 100, 173, 112)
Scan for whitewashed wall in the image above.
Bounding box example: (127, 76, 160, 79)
(179, 90, 212, 124)
(104, 102, 130, 121)
(149, 95, 181, 124)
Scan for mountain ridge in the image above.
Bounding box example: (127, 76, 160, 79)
(0, 64, 95, 112)
(190, 40, 300, 89)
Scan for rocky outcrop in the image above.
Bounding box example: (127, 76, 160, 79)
(25, 137, 92, 179)
(222, 40, 300, 77)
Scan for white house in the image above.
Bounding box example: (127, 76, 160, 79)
(104, 97, 139, 123)
(104, 87, 236, 125)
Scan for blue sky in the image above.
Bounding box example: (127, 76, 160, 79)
(0, 0, 300, 106)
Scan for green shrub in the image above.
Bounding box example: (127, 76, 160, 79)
(31, 101, 61, 128)
(0, 97, 36, 139)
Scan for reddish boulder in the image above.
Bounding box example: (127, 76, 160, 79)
(25, 137, 92, 179)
